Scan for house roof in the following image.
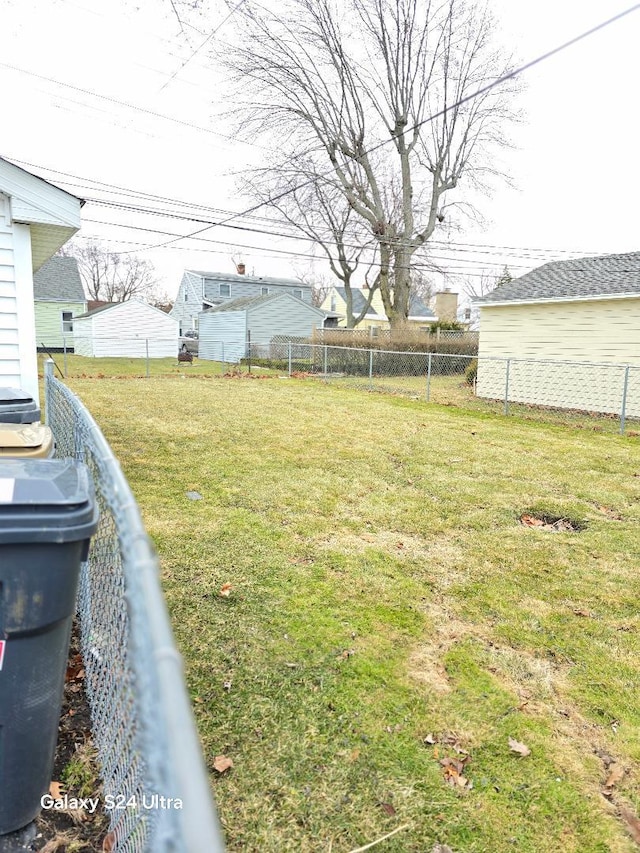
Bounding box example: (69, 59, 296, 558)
(190, 270, 310, 288)
(73, 297, 174, 321)
(333, 287, 435, 318)
(478, 252, 640, 305)
(33, 256, 85, 302)
(204, 292, 339, 317)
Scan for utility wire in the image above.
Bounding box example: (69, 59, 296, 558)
(140, 3, 640, 251)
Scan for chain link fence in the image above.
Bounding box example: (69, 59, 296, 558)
(246, 342, 640, 434)
(41, 338, 640, 434)
(44, 362, 225, 853)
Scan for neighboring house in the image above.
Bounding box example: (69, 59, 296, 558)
(474, 251, 640, 415)
(199, 293, 339, 363)
(171, 266, 313, 335)
(320, 286, 457, 329)
(73, 299, 179, 358)
(0, 157, 82, 403)
(33, 256, 86, 351)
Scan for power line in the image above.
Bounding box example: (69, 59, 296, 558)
(143, 3, 640, 250)
(0, 60, 266, 150)
(159, 0, 249, 91)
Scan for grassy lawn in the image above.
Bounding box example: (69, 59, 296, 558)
(63, 372, 640, 852)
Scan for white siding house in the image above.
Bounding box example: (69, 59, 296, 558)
(73, 299, 179, 358)
(475, 252, 640, 416)
(0, 157, 82, 403)
(199, 293, 337, 363)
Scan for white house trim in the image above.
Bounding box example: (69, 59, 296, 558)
(473, 292, 640, 309)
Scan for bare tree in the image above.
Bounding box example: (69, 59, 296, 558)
(221, 0, 519, 327)
(462, 265, 511, 328)
(246, 159, 380, 326)
(59, 240, 158, 303)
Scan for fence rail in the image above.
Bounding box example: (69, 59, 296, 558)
(44, 361, 225, 853)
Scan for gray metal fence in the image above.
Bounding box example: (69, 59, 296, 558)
(247, 342, 640, 434)
(44, 361, 225, 853)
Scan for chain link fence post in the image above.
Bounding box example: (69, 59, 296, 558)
(368, 348, 373, 390)
(145, 339, 150, 378)
(425, 352, 432, 401)
(288, 341, 292, 377)
(323, 344, 328, 381)
(63, 337, 68, 378)
(504, 358, 511, 415)
(620, 365, 630, 434)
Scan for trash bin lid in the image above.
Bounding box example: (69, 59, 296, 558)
(0, 386, 41, 423)
(0, 458, 98, 544)
(0, 423, 49, 449)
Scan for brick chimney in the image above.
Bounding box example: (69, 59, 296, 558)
(434, 290, 458, 322)
(236, 262, 246, 275)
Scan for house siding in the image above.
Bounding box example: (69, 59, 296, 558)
(0, 195, 20, 388)
(35, 300, 86, 349)
(199, 310, 246, 363)
(170, 270, 313, 335)
(74, 300, 178, 358)
(170, 271, 204, 335)
(476, 299, 640, 416)
(247, 296, 325, 343)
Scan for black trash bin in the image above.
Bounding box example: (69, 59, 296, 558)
(0, 388, 41, 424)
(0, 458, 98, 836)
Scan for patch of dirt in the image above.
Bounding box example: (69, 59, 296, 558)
(520, 512, 587, 532)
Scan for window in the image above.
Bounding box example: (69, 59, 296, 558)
(293, 288, 303, 300)
(220, 283, 231, 297)
(261, 286, 270, 296)
(184, 290, 188, 301)
(61, 311, 73, 334)
(330, 296, 336, 311)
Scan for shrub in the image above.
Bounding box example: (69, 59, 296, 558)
(465, 359, 478, 385)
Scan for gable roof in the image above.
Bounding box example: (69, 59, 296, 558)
(33, 256, 85, 302)
(204, 292, 338, 317)
(74, 298, 175, 321)
(190, 270, 310, 289)
(478, 251, 640, 305)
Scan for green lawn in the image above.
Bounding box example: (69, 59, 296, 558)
(64, 373, 640, 853)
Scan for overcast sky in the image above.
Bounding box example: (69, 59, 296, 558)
(2, 0, 639, 302)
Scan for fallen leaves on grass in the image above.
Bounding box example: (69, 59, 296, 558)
(508, 738, 531, 757)
(378, 802, 396, 816)
(439, 756, 472, 790)
(102, 831, 116, 852)
(213, 755, 234, 774)
(602, 763, 625, 797)
(219, 583, 233, 598)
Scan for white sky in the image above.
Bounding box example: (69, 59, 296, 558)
(1, 0, 639, 302)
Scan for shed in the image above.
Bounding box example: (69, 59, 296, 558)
(0, 157, 82, 403)
(73, 299, 179, 358)
(474, 252, 640, 416)
(33, 256, 86, 350)
(199, 293, 338, 362)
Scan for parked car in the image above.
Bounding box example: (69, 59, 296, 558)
(179, 330, 199, 355)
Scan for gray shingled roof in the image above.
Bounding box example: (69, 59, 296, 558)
(204, 293, 338, 317)
(192, 270, 309, 288)
(478, 252, 640, 304)
(33, 256, 85, 302)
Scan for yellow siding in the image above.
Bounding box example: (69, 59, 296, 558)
(35, 301, 86, 349)
(478, 299, 640, 364)
(476, 299, 640, 416)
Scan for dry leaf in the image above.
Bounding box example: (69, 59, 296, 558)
(219, 583, 233, 597)
(349, 748, 361, 763)
(423, 733, 436, 745)
(102, 831, 116, 852)
(520, 514, 543, 527)
(604, 763, 625, 789)
(619, 807, 640, 844)
(379, 802, 396, 816)
(213, 755, 233, 773)
(508, 737, 531, 757)
(49, 780, 65, 798)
